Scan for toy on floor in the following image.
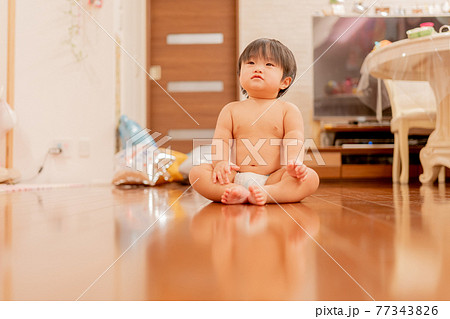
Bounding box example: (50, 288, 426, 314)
(118, 115, 155, 149)
(113, 115, 187, 186)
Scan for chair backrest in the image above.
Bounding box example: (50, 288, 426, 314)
(383, 80, 437, 118)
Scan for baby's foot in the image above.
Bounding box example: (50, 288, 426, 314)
(221, 185, 250, 204)
(248, 185, 267, 205)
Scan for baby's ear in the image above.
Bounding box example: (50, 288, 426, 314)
(280, 76, 292, 90)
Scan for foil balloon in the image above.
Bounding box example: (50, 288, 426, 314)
(118, 115, 155, 149)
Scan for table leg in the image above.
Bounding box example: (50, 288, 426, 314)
(419, 94, 450, 184)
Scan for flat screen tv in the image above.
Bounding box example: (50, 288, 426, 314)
(313, 15, 450, 121)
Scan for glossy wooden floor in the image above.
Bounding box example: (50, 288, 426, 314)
(1, 180, 449, 300)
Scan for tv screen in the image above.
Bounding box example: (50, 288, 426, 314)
(313, 16, 450, 121)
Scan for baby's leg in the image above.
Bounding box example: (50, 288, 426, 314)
(261, 167, 319, 203)
(189, 164, 249, 204)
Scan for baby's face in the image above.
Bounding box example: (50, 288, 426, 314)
(240, 56, 290, 99)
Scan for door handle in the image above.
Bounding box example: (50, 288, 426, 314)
(149, 65, 162, 80)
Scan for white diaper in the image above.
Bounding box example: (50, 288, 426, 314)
(234, 172, 269, 189)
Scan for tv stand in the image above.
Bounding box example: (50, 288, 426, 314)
(311, 122, 448, 179)
(305, 145, 428, 180)
(321, 123, 393, 147)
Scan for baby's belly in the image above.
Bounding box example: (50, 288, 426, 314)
(234, 143, 282, 175)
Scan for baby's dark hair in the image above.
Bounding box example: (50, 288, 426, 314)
(237, 38, 297, 98)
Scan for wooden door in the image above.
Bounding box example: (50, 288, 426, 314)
(147, 0, 238, 153)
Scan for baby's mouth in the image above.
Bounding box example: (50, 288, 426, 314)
(251, 75, 263, 80)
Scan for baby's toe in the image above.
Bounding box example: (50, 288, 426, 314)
(248, 186, 267, 205)
(221, 189, 229, 201)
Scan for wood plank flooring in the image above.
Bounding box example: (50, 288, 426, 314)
(1, 180, 449, 300)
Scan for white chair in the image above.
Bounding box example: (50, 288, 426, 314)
(384, 79, 445, 184)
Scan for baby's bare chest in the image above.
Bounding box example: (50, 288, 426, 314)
(232, 113, 285, 139)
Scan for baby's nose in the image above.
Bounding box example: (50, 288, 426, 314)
(254, 66, 263, 72)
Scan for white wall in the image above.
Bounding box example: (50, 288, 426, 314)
(7, 0, 117, 184)
(0, 0, 146, 184)
(0, 0, 7, 94)
(0, 0, 9, 162)
(118, 0, 147, 129)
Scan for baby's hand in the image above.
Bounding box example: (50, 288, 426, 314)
(212, 161, 240, 184)
(287, 160, 308, 181)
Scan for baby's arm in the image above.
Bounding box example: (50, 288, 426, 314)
(283, 103, 308, 181)
(211, 103, 240, 184)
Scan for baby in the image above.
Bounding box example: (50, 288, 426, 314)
(189, 38, 319, 205)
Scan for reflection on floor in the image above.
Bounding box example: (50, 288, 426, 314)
(0, 180, 449, 300)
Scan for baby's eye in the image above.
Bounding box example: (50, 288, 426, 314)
(247, 61, 255, 65)
(266, 62, 275, 67)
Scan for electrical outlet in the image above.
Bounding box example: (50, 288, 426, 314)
(51, 139, 72, 157)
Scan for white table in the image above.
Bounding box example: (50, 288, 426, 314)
(361, 33, 450, 184)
